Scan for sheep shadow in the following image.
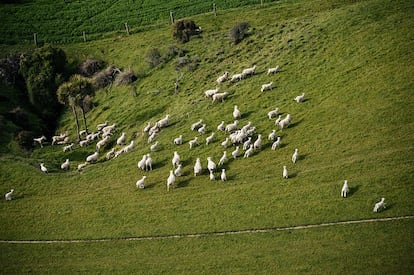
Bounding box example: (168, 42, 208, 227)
(347, 185, 360, 197)
(287, 119, 303, 129)
(143, 183, 157, 189)
(241, 110, 254, 119)
(298, 153, 308, 161)
(288, 171, 298, 179)
(177, 178, 191, 189)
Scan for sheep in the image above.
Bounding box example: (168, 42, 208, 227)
(198, 124, 206, 135)
(274, 115, 282, 126)
(102, 123, 117, 134)
(143, 122, 151, 133)
(216, 71, 229, 84)
(261, 82, 273, 92)
(267, 65, 279, 75)
(221, 138, 229, 148)
(148, 124, 161, 136)
(283, 166, 288, 179)
(253, 134, 262, 150)
(205, 132, 215, 145)
(278, 114, 291, 130)
(189, 137, 199, 149)
(145, 154, 153, 171)
(191, 119, 203, 131)
(218, 151, 227, 166)
(116, 132, 126, 145)
(33, 135, 46, 148)
(138, 155, 147, 171)
(242, 137, 251, 151)
(373, 198, 386, 212)
(123, 141, 134, 152)
(230, 73, 243, 82)
(156, 114, 170, 128)
(86, 132, 100, 141)
(268, 130, 276, 141)
(204, 87, 220, 98)
(167, 170, 176, 191)
(79, 130, 87, 137)
(60, 159, 70, 171)
(51, 132, 68, 145)
(5, 189, 14, 201)
(136, 176, 146, 189)
(174, 135, 183, 145)
(56, 136, 70, 145)
(217, 121, 226, 132)
(271, 137, 281, 150)
(341, 180, 349, 198)
(40, 163, 48, 173)
(63, 143, 74, 152)
(294, 93, 305, 103)
(231, 146, 240, 159)
(243, 144, 255, 158)
(242, 65, 257, 77)
(114, 148, 125, 158)
(148, 132, 158, 144)
(267, 108, 280, 119)
(174, 164, 183, 177)
(150, 141, 159, 152)
(292, 148, 299, 164)
(194, 158, 202, 176)
(221, 169, 227, 181)
(96, 136, 110, 151)
(172, 151, 181, 167)
(77, 162, 88, 171)
(97, 120, 108, 131)
(209, 170, 215, 181)
(79, 139, 89, 147)
(86, 152, 99, 163)
(225, 120, 239, 132)
(207, 157, 216, 173)
(106, 148, 115, 160)
(233, 105, 241, 119)
(212, 92, 229, 103)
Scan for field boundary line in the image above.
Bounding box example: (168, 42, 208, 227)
(1, 215, 412, 244)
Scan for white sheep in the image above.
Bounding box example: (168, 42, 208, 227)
(174, 164, 183, 177)
(212, 92, 229, 102)
(221, 169, 227, 181)
(194, 158, 202, 176)
(244, 144, 254, 158)
(97, 120, 108, 131)
(123, 141, 134, 152)
(167, 170, 176, 191)
(204, 87, 220, 98)
(114, 148, 125, 158)
(373, 198, 386, 212)
(261, 82, 273, 92)
(157, 114, 170, 128)
(63, 143, 74, 152)
(106, 148, 115, 160)
(221, 138, 229, 148)
(267, 66, 279, 75)
(86, 152, 99, 163)
(216, 71, 229, 84)
(174, 135, 183, 145)
(4, 189, 14, 201)
(341, 180, 349, 198)
(278, 114, 291, 130)
(233, 105, 241, 119)
(102, 123, 117, 134)
(79, 139, 89, 147)
(253, 134, 262, 150)
(274, 115, 282, 126)
(230, 73, 243, 82)
(143, 122, 151, 133)
(231, 146, 240, 159)
(283, 166, 288, 179)
(205, 132, 215, 145)
(191, 119, 203, 131)
(217, 121, 226, 132)
(172, 151, 180, 167)
(189, 137, 199, 149)
(207, 157, 216, 172)
(116, 132, 126, 145)
(138, 155, 147, 171)
(145, 154, 153, 171)
(77, 162, 88, 171)
(267, 108, 279, 119)
(147, 132, 157, 144)
(96, 136, 110, 151)
(209, 170, 215, 181)
(242, 65, 257, 77)
(268, 130, 276, 141)
(148, 124, 160, 136)
(198, 124, 206, 135)
(218, 151, 227, 166)
(150, 141, 159, 152)
(292, 148, 299, 164)
(225, 120, 239, 132)
(242, 137, 252, 151)
(61, 159, 70, 171)
(33, 135, 46, 148)
(51, 132, 68, 145)
(294, 93, 305, 103)
(271, 137, 281, 150)
(79, 130, 87, 137)
(86, 132, 100, 141)
(40, 163, 48, 173)
(136, 176, 146, 189)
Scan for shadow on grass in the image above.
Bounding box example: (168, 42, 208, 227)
(347, 185, 360, 197)
(177, 178, 191, 189)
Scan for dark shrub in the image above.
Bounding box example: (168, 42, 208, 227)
(0, 54, 21, 85)
(230, 22, 250, 44)
(172, 19, 200, 43)
(79, 58, 103, 77)
(92, 65, 120, 89)
(146, 48, 162, 68)
(114, 70, 137, 86)
(15, 130, 34, 150)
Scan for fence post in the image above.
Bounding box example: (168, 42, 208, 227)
(213, 3, 217, 16)
(83, 31, 87, 42)
(33, 33, 38, 46)
(170, 11, 174, 24)
(125, 23, 130, 35)
(261, 0, 264, 6)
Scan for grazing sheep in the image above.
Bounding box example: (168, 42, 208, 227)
(217, 121, 226, 132)
(283, 166, 288, 179)
(341, 180, 349, 198)
(212, 92, 229, 102)
(97, 120, 108, 131)
(209, 170, 215, 181)
(278, 114, 291, 130)
(243, 137, 252, 151)
(174, 135, 183, 145)
(244, 144, 254, 158)
(123, 141, 134, 152)
(204, 87, 220, 98)
(218, 151, 227, 166)
(106, 148, 115, 160)
(221, 137, 229, 148)
(61, 159, 70, 171)
(79, 139, 89, 147)
(96, 136, 110, 151)
(136, 176, 146, 189)
(231, 146, 240, 159)
(4, 189, 14, 201)
(156, 114, 170, 128)
(242, 65, 257, 77)
(230, 73, 243, 82)
(174, 164, 183, 177)
(373, 198, 386, 212)
(274, 115, 282, 126)
(216, 71, 229, 84)
(194, 158, 202, 176)
(114, 148, 125, 158)
(198, 124, 206, 135)
(191, 119, 203, 131)
(56, 136, 70, 145)
(267, 108, 280, 119)
(189, 137, 199, 149)
(167, 170, 176, 191)
(261, 82, 273, 92)
(271, 137, 281, 150)
(150, 141, 159, 152)
(40, 163, 48, 173)
(77, 162, 88, 171)
(116, 132, 127, 145)
(221, 169, 227, 181)
(143, 122, 151, 133)
(79, 130, 87, 137)
(267, 66, 279, 75)
(268, 130, 276, 141)
(86, 152, 99, 163)
(206, 132, 215, 145)
(172, 151, 181, 167)
(86, 132, 100, 141)
(253, 134, 262, 150)
(138, 155, 147, 171)
(294, 93, 305, 103)
(33, 135, 46, 148)
(148, 132, 157, 144)
(102, 123, 117, 134)
(148, 124, 160, 136)
(63, 143, 74, 152)
(225, 120, 239, 132)
(145, 154, 153, 171)
(233, 105, 241, 119)
(207, 157, 216, 172)
(292, 148, 299, 164)
(51, 132, 68, 145)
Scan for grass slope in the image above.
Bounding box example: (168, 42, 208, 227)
(0, 0, 413, 272)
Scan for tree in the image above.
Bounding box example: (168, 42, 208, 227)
(172, 19, 201, 43)
(229, 22, 250, 44)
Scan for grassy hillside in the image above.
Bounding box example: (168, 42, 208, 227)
(1, 0, 413, 273)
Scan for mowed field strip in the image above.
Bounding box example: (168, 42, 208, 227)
(1, 215, 412, 244)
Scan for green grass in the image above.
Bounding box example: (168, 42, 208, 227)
(0, 0, 413, 272)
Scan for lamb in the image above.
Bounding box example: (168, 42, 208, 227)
(271, 137, 281, 150)
(267, 66, 279, 75)
(86, 132, 100, 141)
(63, 143, 74, 152)
(97, 120, 108, 131)
(116, 132, 126, 145)
(136, 176, 146, 189)
(261, 82, 273, 92)
(114, 148, 125, 158)
(218, 151, 227, 166)
(156, 114, 170, 128)
(145, 154, 153, 171)
(86, 152, 99, 163)
(292, 148, 299, 164)
(194, 158, 202, 176)
(205, 132, 215, 145)
(283, 166, 288, 179)
(102, 123, 117, 134)
(207, 157, 216, 172)
(77, 162, 88, 171)
(40, 163, 48, 173)
(4, 189, 14, 201)
(209, 170, 215, 181)
(123, 141, 134, 152)
(230, 73, 243, 82)
(106, 148, 115, 160)
(267, 108, 279, 119)
(147, 132, 157, 144)
(79, 139, 89, 147)
(96, 136, 110, 151)
(233, 105, 241, 119)
(225, 120, 239, 132)
(242, 65, 257, 77)
(167, 170, 176, 191)
(268, 130, 276, 141)
(212, 92, 229, 103)
(294, 93, 305, 103)
(253, 134, 262, 150)
(221, 138, 229, 148)
(221, 169, 227, 181)
(373, 198, 386, 212)
(174, 164, 183, 177)
(341, 180, 349, 198)
(172, 151, 180, 167)
(138, 155, 147, 171)
(189, 137, 199, 149)
(79, 130, 87, 137)
(60, 159, 70, 171)
(243, 144, 254, 158)
(278, 114, 291, 130)
(204, 87, 220, 98)
(191, 119, 203, 131)
(274, 115, 282, 126)
(216, 71, 229, 84)
(51, 132, 68, 145)
(33, 135, 46, 148)
(148, 124, 160, 136)
(217, 121, 226, 132)
(243, 137, 252, 151)
(231, 146, 240, 159)
(174, 135, 183, 145)
(150, 141, 159, 152)
(143, 122, 151, 133)
(198, 124, 206, 135)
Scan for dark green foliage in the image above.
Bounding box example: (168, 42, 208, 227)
(172, 19, 201, 43)
(230, 22, 250, 44)
(0, 54, 21, 86)
(92, 65, 120, 89)
(15, 130, 34, 150)
(79, 58, 103, 77)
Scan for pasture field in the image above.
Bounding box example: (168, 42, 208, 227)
(1, 0, 414, 273)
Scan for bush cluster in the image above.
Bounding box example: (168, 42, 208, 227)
(230, 22, 250, 44)
(172, 19, 201, 43)
(92, 65, 120, 89)
(114, 70, 137, 86)
(79, 58, 103, 77)
(146, 45, 187, 68)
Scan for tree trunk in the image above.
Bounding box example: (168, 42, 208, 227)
(80, 106, 89, 135)
(71, 105, 81, 141)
